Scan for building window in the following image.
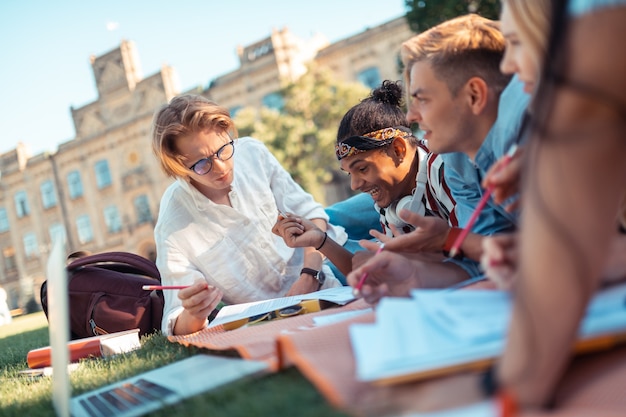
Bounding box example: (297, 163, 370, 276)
(40, 180, 57, 209)
(3, 247, 16, 271)
(67, 170, 84, 199)
(103, 205, 123, 233)
(49, 223, 67, 245)
(95, 159, 112, 189)
(76, 215, 94, 244)
(23, 233, 39, 258)
(14, 190, 30, 218)
(357, 67, 381, 89)
(134, 195, 152, 225)
(262, 92, 284, 111)
(0, 208, 8, 233)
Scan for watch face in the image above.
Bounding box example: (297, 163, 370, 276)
(317, 271, 326, 285)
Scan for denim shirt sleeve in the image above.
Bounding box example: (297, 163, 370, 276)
(442, 153, 517, 236)
(445, 257, 483, 278)
(476, 76, 531, 165)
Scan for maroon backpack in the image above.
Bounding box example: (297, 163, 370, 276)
(41, 252, 164, 339)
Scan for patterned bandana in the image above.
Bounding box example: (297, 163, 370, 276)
(335, 126, 413, 160)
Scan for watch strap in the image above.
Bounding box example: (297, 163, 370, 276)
(300, 267, 324, 289)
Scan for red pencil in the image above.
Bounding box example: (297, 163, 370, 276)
(353, 243, 385, 296)
(448, 145, 518, 258)
(142, 285, 189, 291)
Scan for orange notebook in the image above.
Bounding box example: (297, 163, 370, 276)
(169, 299, 370, 371)
(278, 310, 626, 416)
(27, 328, 141, 369)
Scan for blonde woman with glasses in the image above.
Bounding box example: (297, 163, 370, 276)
(151, 94, 345, 336)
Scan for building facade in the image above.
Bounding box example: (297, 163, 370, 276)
(0, 16, 412, 311)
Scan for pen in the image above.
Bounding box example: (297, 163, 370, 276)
(353, 243, 385, 296)
(142, 285, 190, 290)
(448, 145, 518, 258)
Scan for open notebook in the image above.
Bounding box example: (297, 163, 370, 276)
(350, 284, 626, 385)
(45, 238, 269, 417)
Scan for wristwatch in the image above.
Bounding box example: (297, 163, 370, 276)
(300, 267, 326, 290)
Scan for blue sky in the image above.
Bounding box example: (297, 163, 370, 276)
(0, 0, 407, 156)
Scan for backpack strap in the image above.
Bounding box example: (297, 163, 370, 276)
(67, 252, 160, 281)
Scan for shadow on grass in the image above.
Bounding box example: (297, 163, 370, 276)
(0, 326, 49, 369)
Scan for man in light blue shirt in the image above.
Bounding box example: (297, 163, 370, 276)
(442, 76, 529, 236)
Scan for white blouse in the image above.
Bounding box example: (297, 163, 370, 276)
(155, 137, 347, 335)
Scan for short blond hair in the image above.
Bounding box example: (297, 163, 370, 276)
(151, 94, 237, 179)
(401, 14, 510, 96)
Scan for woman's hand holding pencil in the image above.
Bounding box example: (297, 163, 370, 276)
(482, 145, 525, 212)
(168, 279, 223, 335)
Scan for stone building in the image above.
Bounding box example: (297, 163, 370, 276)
(0, 16, 412, 311)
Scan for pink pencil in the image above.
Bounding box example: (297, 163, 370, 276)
(353, 243, 385, 296)
(142, 285, 189, 291)
(448, 145, 518, 258)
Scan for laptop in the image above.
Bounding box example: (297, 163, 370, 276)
(46, 238, 270, 417)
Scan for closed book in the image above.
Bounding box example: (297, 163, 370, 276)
(27, 328, 141, 369)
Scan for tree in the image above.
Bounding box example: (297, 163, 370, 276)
(405, 0, 501, 32)
(235, 65, 370, 204)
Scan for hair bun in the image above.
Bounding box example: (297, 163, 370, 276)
(371, 80, 403, 107)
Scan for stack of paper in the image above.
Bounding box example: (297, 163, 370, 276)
(350, 284, 626, 384)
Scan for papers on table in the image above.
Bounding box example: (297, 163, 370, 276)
(209, 286, 356, 328)
(350, 283, 626, 384)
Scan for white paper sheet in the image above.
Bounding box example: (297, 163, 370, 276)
(351, 283, 626, 383)
(402, 400, 497, 417)
(209, 286, 356, 328)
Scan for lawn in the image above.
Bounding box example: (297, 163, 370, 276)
(0, 312, 350, 417)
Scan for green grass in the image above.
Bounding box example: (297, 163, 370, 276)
(0, 312, 350, 417)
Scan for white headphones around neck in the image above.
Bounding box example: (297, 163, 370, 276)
(384, 153, 428, 230)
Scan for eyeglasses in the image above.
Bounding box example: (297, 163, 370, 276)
(188, 140, 235, 175)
